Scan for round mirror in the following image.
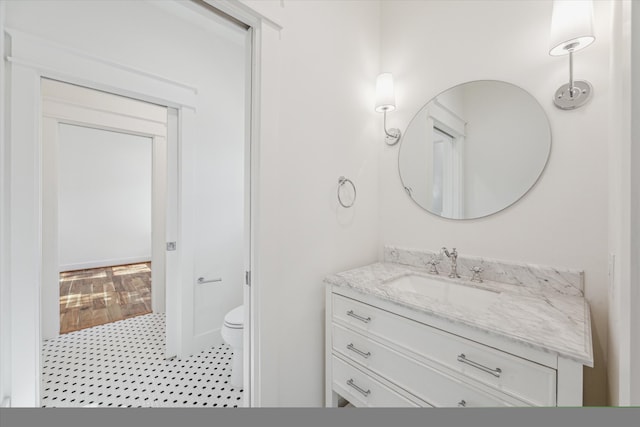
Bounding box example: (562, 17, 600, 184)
(398, 80, 551, 220)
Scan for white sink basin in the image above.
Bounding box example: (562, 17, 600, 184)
(382, 274, 500, 310)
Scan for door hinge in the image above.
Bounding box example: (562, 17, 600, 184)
(245, 270, 251, 286)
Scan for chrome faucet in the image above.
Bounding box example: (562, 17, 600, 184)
(441, 247, 460, 278)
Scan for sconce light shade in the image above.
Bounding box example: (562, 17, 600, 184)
(549, 0, 595, 56)
(549, 0, 595, 109)
(375, 72, 396, 112)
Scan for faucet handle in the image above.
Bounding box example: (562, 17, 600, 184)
(441, 247, 458, 258)
(469, 266, 483, 283)
(440, 247, 449, 258)
(424, 256, 440, 275)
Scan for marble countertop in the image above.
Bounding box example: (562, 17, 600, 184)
(324, 262, 593, 366)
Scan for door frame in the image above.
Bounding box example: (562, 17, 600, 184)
(198, 0, 282, 407)
(1, 0, 264, 407)
(40, 78, 168, 341)
(629, 0, 639, 405)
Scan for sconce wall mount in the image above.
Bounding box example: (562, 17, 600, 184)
(381, 108, 401, 145)
(552, 45, 593, 110)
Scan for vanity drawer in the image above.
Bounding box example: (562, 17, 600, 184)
(332, 323, 523, 407)
(332, 293, 556, 406)
(331, 355, 422, 407)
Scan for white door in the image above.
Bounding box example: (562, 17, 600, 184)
(172, 95, 247, 359)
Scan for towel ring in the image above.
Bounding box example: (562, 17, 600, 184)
(337, 176, 356, 208)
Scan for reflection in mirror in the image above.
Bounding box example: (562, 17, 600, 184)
(398, 80, 551, 220)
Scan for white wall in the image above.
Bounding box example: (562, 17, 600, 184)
(627, 3, 640, 406)
(632, 0, 640, 405)
(0, 0, 10, 407)
(379, 0, 610, 405)
(242, 0, 381, 406)
(608, 0, 640, 406)
(58, 125, 152, 271)
(606, 0, 628, 406)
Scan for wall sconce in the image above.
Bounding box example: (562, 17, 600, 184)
(375, 72, 401, 145)
(549, 0, 595, 110)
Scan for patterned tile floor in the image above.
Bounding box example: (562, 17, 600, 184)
(41, 313, 244, 408)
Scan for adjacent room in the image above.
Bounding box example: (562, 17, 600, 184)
(56, 124, 153, 334)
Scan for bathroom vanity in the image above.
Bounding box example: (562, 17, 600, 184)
(324, 247, 593, 407)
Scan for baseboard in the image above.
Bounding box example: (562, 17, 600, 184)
(193, 328, 223, 355)
(60, 256, 151, 272)
(1, 397, 10, 407)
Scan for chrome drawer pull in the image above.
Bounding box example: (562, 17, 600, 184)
(457, 353, 502, 378)
(346, 310, 371, 323)
(458, 399, 466, 407)
(347, 343, 371, 359)
(346, 379, 371, 397)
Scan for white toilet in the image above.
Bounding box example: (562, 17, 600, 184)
(221, 305, 244, 388)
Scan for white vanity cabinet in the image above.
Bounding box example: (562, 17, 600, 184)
(325, 286, 586, 408)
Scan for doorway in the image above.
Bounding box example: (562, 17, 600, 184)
(40, 79, 173, 407)
(39, 68, 247, 408)
(40, 79, 169, 342)
(56, 124, 154, 335)
(3, 0, 257, 407)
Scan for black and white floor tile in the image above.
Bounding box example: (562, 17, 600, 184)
(41, 313, 244, 408)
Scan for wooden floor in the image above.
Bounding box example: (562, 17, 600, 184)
(59, 262, 152, 334)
